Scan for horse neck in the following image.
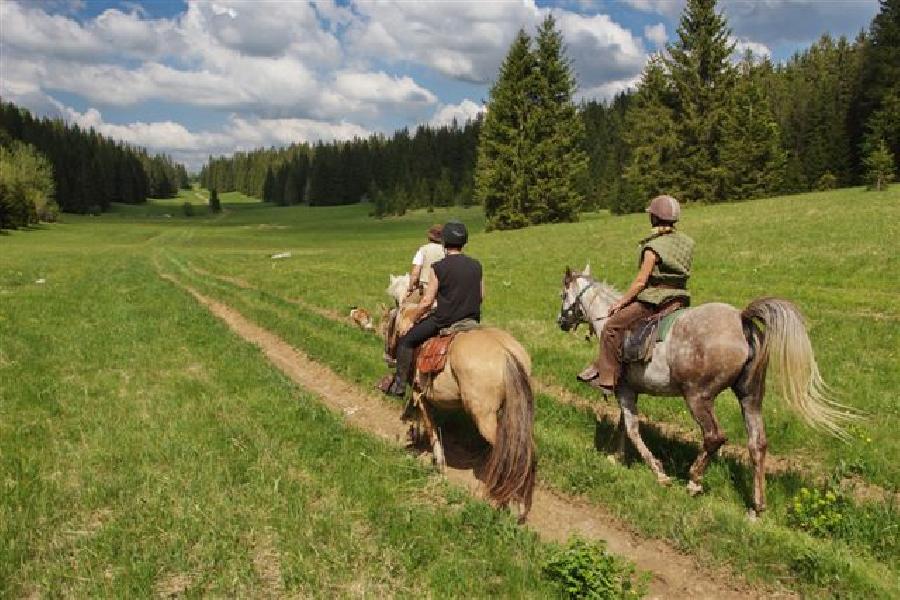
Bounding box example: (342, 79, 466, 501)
(579, 279, 621, 324)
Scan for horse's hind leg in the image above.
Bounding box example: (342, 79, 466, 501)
(619, 389, 671, 485)
(684, 391, 728, 495)
(733, 379, 767, 517)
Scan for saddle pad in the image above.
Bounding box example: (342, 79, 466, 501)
(623, 308, 689, 363)
(657, 308, 688, 342)
(416, 333, 457, 374)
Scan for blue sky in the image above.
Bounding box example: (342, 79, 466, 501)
(0, 0, 879, 170)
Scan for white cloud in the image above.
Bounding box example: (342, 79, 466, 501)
(731, 37, 771, 59)
(60, 106, 370, 170)
(431, 99, 485, 126)
(644, 23, 668, 48)
(625, 0, 685, 18)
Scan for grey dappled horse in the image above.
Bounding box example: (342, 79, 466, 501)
(558, 265, 855, 517)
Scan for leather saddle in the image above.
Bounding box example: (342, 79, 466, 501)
(416, 319, 481, 375)
(623, 305, 688, 363)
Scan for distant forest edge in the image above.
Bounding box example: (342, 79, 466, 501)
(0, 100, 189, 228)
(199, 0, 899, 220)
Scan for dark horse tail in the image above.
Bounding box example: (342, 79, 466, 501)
(741, 297, 857, 439)
(483, 352, 537, 522)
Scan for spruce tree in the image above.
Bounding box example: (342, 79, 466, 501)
(209, 188, 221, 212)
(719, 53, 786, 200)
(475, 29, 536, 230)
(666, 0, 735, 202)
(857, 0, 900, 169)
(619, 55, 679, 213)
(529, 14, 588, 224)
(864, 138, 896, 190)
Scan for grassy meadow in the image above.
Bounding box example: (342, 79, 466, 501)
(2, 186, 898, 596)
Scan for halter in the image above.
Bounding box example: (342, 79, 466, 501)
(558, 276, 605, 333)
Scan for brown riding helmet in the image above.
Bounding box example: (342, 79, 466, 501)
(427, 224, 443, 243)
(646, 195, 681, 222)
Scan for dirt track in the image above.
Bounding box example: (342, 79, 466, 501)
(159, 270, 788, 599)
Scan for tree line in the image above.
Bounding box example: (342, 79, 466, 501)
(0, 100, 189, 228)
(585, 0, 897, 214)
(199, 119, 480, 216)
(200, 0, 896, 226)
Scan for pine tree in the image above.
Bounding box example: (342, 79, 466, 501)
(856, 0, 900, 171)
(475, 29, 536, 230)
(619, 55, 679, 213)
(529, 14, 588, 224)
(864, 138, 896, 190)
(209, 188, 221, 212)
(719, 52, 786, 200)
(666, 0, 735, 202)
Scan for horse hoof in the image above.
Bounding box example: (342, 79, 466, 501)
(686, 481, 703, 496)
(606, 454, 620, 465)
(656, 474, 673, 487)
(746, 508, 760, 522)
(432, 445, 446, 472)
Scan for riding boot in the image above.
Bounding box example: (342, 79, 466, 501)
(387, 345, 413, 397)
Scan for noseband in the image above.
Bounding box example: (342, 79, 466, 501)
(559, 277, 596, 331)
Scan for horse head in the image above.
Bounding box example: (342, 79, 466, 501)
(557, 264, 591, 332)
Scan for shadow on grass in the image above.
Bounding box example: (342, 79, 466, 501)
(592, 412, 806, 510)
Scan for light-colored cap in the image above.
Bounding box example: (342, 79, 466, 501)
(646, 195, 681, 222)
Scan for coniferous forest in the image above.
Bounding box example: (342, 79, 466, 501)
(0, 100, 189, 228)
(196, 0, 898, 227)
(2, 0, 896, 231)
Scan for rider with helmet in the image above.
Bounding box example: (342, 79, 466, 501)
(589, 195, 694, 394)
(386, 220, 483, 397)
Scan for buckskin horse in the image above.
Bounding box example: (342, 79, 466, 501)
(384, 285, 537, 522)
(557, 265, 856, 517)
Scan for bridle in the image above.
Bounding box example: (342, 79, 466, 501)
(558, 275, 606, 334)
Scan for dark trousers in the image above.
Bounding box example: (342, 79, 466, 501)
(596, 301, 655, 388)
(395, 317, 442, 383)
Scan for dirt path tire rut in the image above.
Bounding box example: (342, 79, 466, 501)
(160, 271, 781, 599)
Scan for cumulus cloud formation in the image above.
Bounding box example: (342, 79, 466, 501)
(0, 0, 878, 168)
(431, 100, 486, 127)
(644, 23, 668, 48)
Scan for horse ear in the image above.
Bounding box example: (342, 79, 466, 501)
(583, 263, 591, 277)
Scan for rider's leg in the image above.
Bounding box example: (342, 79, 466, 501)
(595, 302, 654, 391)
(388, 317, 441, 396)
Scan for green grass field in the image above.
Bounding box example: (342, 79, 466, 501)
(2, 186, 898, 596)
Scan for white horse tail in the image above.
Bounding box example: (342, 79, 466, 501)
(483, 352, 537, 521)
(741, 297, 858, 440)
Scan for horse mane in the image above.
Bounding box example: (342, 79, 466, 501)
(385, 273, 410, 305)
(574, 273, 623, 305)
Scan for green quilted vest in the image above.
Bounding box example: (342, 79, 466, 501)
(636, 230, 694, 306)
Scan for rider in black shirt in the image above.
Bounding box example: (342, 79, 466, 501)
(386, 220, 483, 397)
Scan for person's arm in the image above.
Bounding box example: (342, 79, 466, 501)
(401, 268, 438, 334)
(408, 264, 423, 293)
(608, 250, 657, 316)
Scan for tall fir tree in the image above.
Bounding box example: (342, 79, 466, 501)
(619, 55, 679, 213)
(719, 52, 786, 200)
(475, 29, 536, 230)
(529, 14, 588, 224)
(666, 0, 735, 202)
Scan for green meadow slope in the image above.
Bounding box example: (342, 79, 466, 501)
(2, 186, 898, 596)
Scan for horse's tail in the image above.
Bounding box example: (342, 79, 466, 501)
(741, 297, 858, 440)
(483, 352, 537, 521)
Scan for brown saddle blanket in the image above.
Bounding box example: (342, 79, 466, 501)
(415, 319, 480, 375)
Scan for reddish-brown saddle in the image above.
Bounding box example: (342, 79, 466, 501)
(416, 333, 458, 374)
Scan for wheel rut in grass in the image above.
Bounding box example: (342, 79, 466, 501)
(159, 269, 775, 600)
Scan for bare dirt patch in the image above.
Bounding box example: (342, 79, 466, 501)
(159, 270, 783, 599)
(249, 528, 285, 597)
(154, 572, 193, 598)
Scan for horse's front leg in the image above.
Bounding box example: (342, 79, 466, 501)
(417, 394, 445, 471)
(619, 388, 671, 485)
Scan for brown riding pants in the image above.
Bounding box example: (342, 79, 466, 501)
(596, 301, 655, 388)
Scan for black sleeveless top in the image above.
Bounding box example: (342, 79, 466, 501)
(431, 253, 482, 327)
